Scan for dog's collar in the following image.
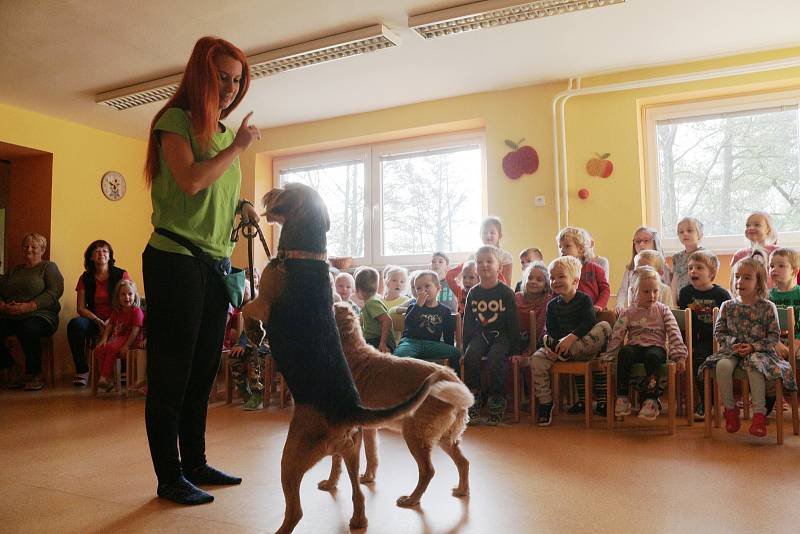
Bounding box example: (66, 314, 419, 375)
(277, 249, 328, 262)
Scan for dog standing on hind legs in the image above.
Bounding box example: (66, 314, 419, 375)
(317, 303, 472, 507)
(242, 182, 443, 534)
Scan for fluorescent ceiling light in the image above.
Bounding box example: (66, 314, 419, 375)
(96, 25, 401, 111)
(409, 0, 626, 39)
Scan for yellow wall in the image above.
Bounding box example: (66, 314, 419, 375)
(249, 82, 565, 274)
(0, 103, 149, 379)
(250, 46, 800, 300)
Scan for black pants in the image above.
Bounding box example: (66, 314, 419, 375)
(0, 316, 54, 375)
(143, 246, 229, 483)
(67, 317, 101, 374)
(463, 332, 510, 398)
(616, 345, 665, 398)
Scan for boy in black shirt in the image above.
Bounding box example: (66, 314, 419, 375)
(531, 256, 611, 426)
(678, 249, 731, 420)
(463, 245, 520, 426)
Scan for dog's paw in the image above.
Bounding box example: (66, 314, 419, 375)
(452, 486, 470, 497)
(317, 479, 337, 492)
(349, 515, 368, 529)
(396, 495, 420, 508)
(359, 473, 375, 484)
(244, 317, 266, 347)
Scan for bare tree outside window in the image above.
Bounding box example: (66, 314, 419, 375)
(657, 106, 800, 239)
(381, 146, 482, 256)
(279, 161, 365, 257)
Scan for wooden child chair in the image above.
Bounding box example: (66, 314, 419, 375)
(704, 307, 799, 444)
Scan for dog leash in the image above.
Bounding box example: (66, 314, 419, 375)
(231, 219, 271, 296)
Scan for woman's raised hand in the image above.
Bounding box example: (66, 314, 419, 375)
(233, 112, 261, 152)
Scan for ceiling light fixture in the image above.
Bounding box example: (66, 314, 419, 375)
(409, 0, 626, 39)
(96, 24, 401, 111)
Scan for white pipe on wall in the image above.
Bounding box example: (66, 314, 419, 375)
(550, 56, 800, 230)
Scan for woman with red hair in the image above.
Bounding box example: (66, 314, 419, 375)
(142, 36, 260, 505)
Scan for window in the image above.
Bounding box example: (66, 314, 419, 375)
(274, 131, 485, 266)
(645, 91, 800, 252)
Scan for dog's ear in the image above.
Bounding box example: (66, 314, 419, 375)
(264, 186, 304, 223)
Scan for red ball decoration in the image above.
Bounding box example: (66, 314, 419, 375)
(578, 188, 590, 199)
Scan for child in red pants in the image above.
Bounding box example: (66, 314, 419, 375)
(96, 280, 144, 391)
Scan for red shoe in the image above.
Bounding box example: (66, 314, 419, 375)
(749, 413, 767, 437)
(724, 407, 741, 433)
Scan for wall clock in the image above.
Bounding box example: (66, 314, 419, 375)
(101, 171, 126, 201)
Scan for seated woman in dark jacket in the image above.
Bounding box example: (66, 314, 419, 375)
(67, 240, 129, 386)
(0, 233, 64, 390)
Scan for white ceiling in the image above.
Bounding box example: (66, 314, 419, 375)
(1, 0, 800, 140)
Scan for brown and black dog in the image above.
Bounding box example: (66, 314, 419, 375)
(318, 302, 472, 507)
(242, 182, 442, 534)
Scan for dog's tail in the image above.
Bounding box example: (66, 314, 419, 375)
(429, 381, 474, 409)
(342, 369, 447, 427)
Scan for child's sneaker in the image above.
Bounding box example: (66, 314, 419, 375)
(487, 397, 506, 426)
(693, 400, 705, 421)
(765, 395, 776, 416)
(637, 398, 660, 420)
(243, 392, 263, 411)
(615, 397, 632, 417)
(536, 403, 553, 426)
(749, 412, 767, 437)
(467, 394, 482, 426)
(594, 401, 607, 417)
(567, 401, 585, 414)
(723, 407, 741, 433)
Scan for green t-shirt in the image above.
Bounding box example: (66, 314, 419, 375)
(361, 295, 389, 340)
(768, 285, 800, 338)
(147, 107, 241, 259)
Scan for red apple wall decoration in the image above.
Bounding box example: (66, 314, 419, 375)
(578, 188, 590, 199)
(502, 138, 539, 179)
(586, 152, 613, 178)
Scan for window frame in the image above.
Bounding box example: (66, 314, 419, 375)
(644, 89, 800, 254)
(272, 130, 486, 268)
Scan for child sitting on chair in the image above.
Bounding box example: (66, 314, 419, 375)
(463, 245, 520, 426)
(617, 250, 673, 310)
(394, 270, 460, 370)
(700, 258, 796, 437)
(515, 261, 552, 352)
(530, 256, 611, 426)
(677, 249, 731, 420)
(602, 266, 687, 420)
(335, 272, 360, 313)
(355, 266, 395, 353)
(228, 268, 271, 410)
(445, 260, 480, 316)
(96, 280, 144, 392)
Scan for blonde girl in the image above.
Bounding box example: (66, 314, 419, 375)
(701, 258, 796, 437)
(515, 261, 553, 352)
(730, 212, 779, 289)
(582, 228, 611, 281)
(478, 216, 513, 284)
(619, 250, 673, 309)
(670, 217, 704, 305)
(383, 265, 410, 309)
(95, 280, 144, 391)
(556, 227, 610, 311)
(617, 227, 671, 311)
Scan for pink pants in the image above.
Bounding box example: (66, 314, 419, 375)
(96, 337, 128, 378)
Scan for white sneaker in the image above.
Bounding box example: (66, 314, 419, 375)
(614, 397, 632, 417)
(638, 398, 660, 420)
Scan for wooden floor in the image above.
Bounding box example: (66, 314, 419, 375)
(2, 387, 800, 534)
